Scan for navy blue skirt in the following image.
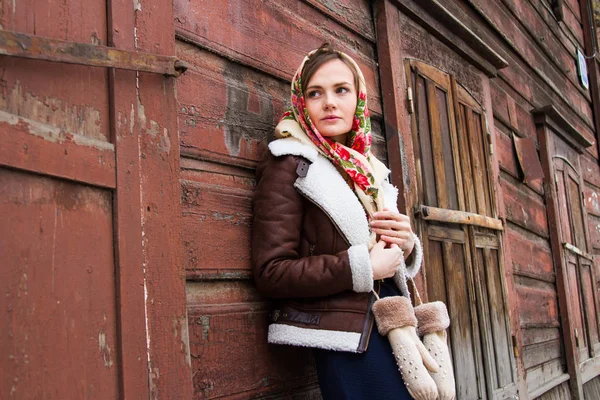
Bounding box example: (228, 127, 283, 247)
(314, 281, 413, 400)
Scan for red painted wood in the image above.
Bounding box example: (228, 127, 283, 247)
(186, 281, 318, 399)
(173, 0, 382, 116)
(0, 119, 116, 189)
(515, 281, 560, 328)
(134, 0, 193, 397)
(500, 175, 549, 238)
(507, 225, 554, 282)
(1, 170, 119, 399)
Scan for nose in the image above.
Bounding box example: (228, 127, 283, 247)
(323, 92, 336, 110)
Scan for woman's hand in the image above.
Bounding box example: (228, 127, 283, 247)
(370, 240, 404, 280)
(370, 208, 415, 257)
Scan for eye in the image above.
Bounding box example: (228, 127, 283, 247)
(336, 86, 350, 94)
(306, 90, 321, 98)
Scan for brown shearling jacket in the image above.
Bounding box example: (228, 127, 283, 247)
(251, 138, 423, 353)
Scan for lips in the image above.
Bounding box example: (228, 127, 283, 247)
(322, 115, 340, 121)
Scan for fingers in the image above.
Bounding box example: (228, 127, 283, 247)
(372, 209, 410, 222)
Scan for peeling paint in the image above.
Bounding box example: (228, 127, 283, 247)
(133, 0, 142, 12)
(98, 331, 113, 368)
(222, 64, 273, 157)
(199, 315, 210, 340)
(174, 314, 192, 367)
(0, 81, 105, 141)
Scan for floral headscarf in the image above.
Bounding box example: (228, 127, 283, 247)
(275, 48, 389, 218)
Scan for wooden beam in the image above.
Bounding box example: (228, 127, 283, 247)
(416, 205, 504, 230)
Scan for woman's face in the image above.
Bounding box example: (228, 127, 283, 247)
(304, 59, 357, 142)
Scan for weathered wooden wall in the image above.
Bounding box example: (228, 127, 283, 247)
(172, 1, 386, 398)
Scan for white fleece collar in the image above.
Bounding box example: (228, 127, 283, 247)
(269, 138, 370, 246)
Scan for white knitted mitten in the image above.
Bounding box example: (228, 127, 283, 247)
(373, 296, 439, 400)
(415, 301, 456, 400)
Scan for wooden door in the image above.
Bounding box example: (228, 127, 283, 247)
(407, 60, 517, 399)
(551, 137, 600, 383)
(0, 1, 192, 398)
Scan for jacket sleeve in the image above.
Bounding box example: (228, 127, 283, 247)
(251, 152, 373, 299)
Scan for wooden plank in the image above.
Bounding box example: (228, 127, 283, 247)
(302, 0, 375, 42)
(515, 281, 560, 328)
(107, 0, 151, 395)
(181, 180, 253, 277)
(522, 327, 561, 347)
(418, 205, 504, 230)
(523, 339, 563, 370)
(424, 239, 448, 306)
(443, 239, 483, 399)
(0, 112, 116, 189)
(580, 263, 600, 354)
(528, 368, 570, 400)
(426, 79, 450, 209)
(375, 2, 414, 214)
(436, 86, 460, 210)
(176, 43, 286, 168)
(506, 225, 554, 282)
(472, 246, 499, 392)
(427, 224, 465, 243)
(174, 0, 382, 115)
(483, 247, 514, 387)
(581, 355, 600, 384)
(455, 98, 478, 213)
(589, 214, 600, 251)
(416, 73, 439, 207)
(186, 281, 318, 398)
(500, 174, 549, 237)
(0, 169, 119, 399)
(134, 0, 193, 397)
(467, 108, 491, 216)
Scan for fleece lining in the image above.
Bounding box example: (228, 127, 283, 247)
(268, 324, 362, 352)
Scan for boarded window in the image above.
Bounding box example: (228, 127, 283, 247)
(407, 60, 517, 399)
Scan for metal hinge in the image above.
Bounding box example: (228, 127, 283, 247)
(0, 29, 188, 77)
(407, 87, 414, 114)
(512, 335, 519, 357)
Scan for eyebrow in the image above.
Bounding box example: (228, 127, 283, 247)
(305, 81, 353, 90)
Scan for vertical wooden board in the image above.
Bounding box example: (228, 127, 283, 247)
(566, 258, 585, 346)
(580, 263, 599, 349)
(566, 174, 587, 251)
(483, 247, 513, 388)
(424, 238, 447, 304)
(134, 0, 192, 397)
(415, 74, 438, 207)
(556, 171, 574, 246)
(444, 241, 480, 399)
(435, 87, 459, 210)
(506, 225, 554, 281)
(457, 104, 477, 212)
(426, 80, 450, 209)
(0, 170, 118, 399)
(467, 109, 489, 216)
(186, 282, 317, 399)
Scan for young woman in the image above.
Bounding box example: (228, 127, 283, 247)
(251, 44, 423, 399)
